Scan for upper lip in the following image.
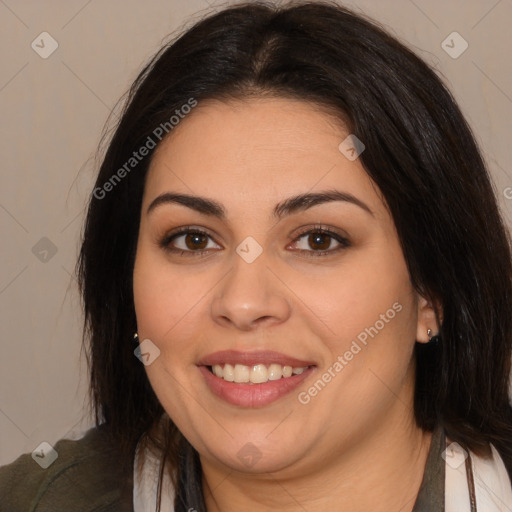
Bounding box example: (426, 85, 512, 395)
(198, 350, 316, 368)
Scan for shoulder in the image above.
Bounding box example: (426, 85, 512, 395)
(470, 443, 512, 507)
(445, 433, 512, 511)
(0, 424, 133, 512)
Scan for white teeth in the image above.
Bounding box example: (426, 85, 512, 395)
(210, 363, 309, 384)
(268, 363, 282, 380)
(234, 364, 250, 383)
(223, 364, 234, 382)
(250, 364, 268, 384)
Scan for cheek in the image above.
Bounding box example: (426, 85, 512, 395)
(132, 250, 205, 420)
(132, 247, 214, 364)
(134, 246, 187, 328)
(133, 253, 172, 338)
(293, 255, 417, 432)
(292, 243, 416, 352)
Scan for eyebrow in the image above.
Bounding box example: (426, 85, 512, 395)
(146, 189, 374, 219)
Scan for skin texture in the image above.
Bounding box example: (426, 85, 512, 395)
(132, 97, 440, 512)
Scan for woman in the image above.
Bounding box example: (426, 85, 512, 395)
(1, 1, 511, 511)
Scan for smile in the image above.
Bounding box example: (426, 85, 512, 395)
(208, 363, 310, 384)
(199, 364, 316, 407)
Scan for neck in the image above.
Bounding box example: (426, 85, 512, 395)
(200, 409, 433, 512)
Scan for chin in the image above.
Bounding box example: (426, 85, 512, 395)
(202, 439, 301, 475)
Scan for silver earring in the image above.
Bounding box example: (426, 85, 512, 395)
(427, 329, 440, 344)
(134, 332, 139, 342)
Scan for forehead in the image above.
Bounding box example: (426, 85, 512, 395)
(144, 97, 382, 215)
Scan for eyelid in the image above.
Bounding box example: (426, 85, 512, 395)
(159, 224, 351, 257)
(287, 224, 351, 256)
(159, 226, 221, 253)
(290, 224, 349, 241)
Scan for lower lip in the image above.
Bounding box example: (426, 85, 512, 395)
(198, 365, 316, 407)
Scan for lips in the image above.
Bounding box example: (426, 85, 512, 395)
(196, 349, 317, 407)
(198, 364, 316, 407)
(197, 350, 317, 368)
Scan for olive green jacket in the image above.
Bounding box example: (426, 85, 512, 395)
(0, 425, 134, 511)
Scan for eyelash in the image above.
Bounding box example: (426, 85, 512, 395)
(159, 224, 351, 258)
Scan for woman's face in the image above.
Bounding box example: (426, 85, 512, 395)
(133, 97, 435, 476)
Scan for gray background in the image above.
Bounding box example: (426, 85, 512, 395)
(1, 0, 511, 465)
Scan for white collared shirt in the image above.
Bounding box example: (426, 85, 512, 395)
(133, 439, 175, 512)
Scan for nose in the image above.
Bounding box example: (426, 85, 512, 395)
(210, 253, 291, 331)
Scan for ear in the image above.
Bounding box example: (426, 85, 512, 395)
(415, 293, 442, 344)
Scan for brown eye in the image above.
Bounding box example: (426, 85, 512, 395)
(184, 232, 209, 250)
(307, 233, 332, 251)
(290, 227, 351, 257)
(160, 228, 221, 255)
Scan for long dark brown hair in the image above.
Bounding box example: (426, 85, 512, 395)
(77, 1, 512, 510)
